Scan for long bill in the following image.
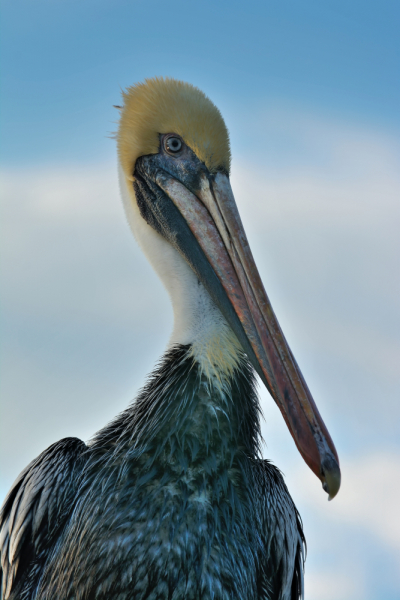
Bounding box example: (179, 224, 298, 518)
(154, 169, 341, 500)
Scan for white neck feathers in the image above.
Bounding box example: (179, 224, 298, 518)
(119, 166, 242, 383)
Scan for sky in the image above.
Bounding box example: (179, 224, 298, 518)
(1, 1, 400, 598)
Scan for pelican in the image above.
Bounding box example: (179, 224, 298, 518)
(0, 78, 340, 600)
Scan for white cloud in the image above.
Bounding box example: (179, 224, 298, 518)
(333, 453, 400, 550)
(293, 450, 400, 551)
(306, 570, 367, 600)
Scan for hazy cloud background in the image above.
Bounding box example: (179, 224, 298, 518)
(1, 1, 399, 598)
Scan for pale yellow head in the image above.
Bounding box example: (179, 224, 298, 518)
(117, 77, 231, 180)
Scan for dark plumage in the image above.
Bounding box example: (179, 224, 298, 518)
(1, 346, 304, 599)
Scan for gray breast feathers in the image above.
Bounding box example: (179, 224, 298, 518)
(0, 437, 87, 600)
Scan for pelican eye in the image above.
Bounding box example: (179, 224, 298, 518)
(165, 137, 182, 153)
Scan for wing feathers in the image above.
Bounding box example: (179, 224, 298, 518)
(0, 437, 87, 599)
(256, 460, 305, 600)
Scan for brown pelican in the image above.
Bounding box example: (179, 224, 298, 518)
(0, 77, 340, 600)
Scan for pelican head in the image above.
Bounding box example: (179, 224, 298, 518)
(117, 77, 341, 500)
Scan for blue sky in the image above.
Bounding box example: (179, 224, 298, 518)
(1, 0, 399, 165)
(1, 2, 400, 599)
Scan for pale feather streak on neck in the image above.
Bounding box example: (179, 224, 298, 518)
(119, 165, 242, 385)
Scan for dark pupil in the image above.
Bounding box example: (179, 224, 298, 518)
(168, 138, 181, 151)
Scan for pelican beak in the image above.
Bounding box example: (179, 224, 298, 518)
(133, 156, 341, 500)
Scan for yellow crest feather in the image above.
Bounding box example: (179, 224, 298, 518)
(117, 77, 231, 179)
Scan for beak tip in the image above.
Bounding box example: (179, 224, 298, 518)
(321, 453, 341, 501)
